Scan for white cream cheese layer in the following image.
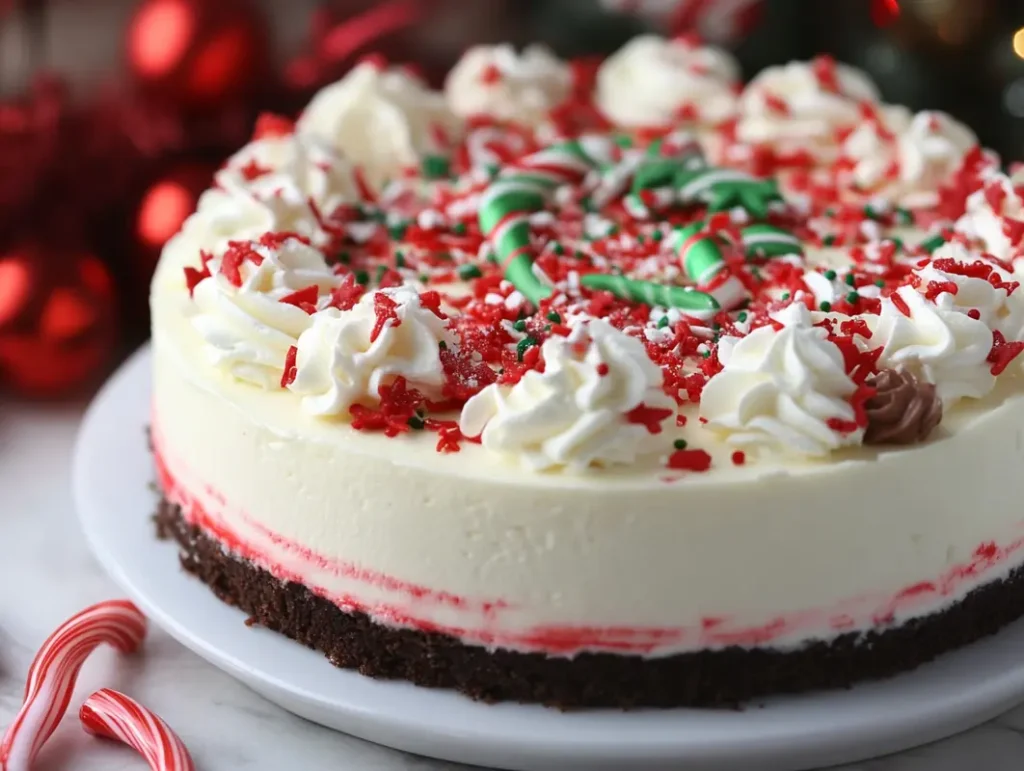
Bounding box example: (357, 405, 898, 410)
(152, 252, 1024, 656)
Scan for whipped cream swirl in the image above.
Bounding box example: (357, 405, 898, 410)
(190, 236, 338, 388)
(288, 286, 454, 417)
(841, 109, 976, 207)
(297, 62, 462, 191)
(915, 243, 1024, 341)
(595, 35, 740, 128)
(736, 58, 880, 161)
(445, 44, 571, 126)
(700, 303, 864, 456)
(955, 174, 1024, 263)
(867, 286, 995, 405)
(185, 132, 359, 254)
(459, 319, 676, 471)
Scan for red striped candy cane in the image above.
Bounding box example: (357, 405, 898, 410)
(80, 689, 194, 771)
(0, 600, 147, 771)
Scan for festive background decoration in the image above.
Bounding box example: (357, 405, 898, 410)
(2, 0, 1024, 397)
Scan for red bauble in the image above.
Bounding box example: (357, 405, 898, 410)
(133, 163, 214, 272)
(0, 245, 118, 398)
(126, 0, 268, 108)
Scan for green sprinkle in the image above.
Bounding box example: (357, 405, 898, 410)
(388, 223, 408, 241)
(354, 270, 370, 285)
(823, 235, 837, 246)
(781, 292, 790, 301)
(824, 207, 836, 218)
(845, 273, 857, 286)
(419, 273, 430, 283)
(516, 337, 538, 361)
(819, 301, 832, 312)
(702, 350, 712, 359)
(512, 319, 527, 332)
(613, 135, 634, 148)
(846, 291, 860, 304)
(337, 250, 351, 265)
(574, 249, 586, 259)
(394, 251, 406, 268)
(824, 269, 837, 280)
(546, 311, 561, 323)
(651, 229, 663, 242)
(737, 311, 748, 322)
(895, 207, 914, 225)
(421, 155, 450, 180)
(608, 225, 620, 237)
(407, 416, 425, 430)
(551, 242, 564, 255)
(438, 340, 447, 351)
(875, 279, 886, 287)
(451, 222, 467, 235)
(375, 264, 388, 283)
(486, 251, 500, 264)
(457, 264, 482, 280)
(657, 316, 670, 328)
(484, 162, 500, 179)
(673, 439, 688, 450)
(636, 235, 646, 245)
(919, 234, 946, 253)
(889, 237, 904, 252)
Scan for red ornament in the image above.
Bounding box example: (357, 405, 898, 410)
(126, 0, 268, 108)
(0, 245, 117, 398)
(133, 163, 214, 270)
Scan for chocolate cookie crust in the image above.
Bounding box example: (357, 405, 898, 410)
(156, 498, 1024, 709)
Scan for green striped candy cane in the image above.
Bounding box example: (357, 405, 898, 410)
(674, 166, 783, 219)
(579, 274, 720, 318)
(624, 137, 707, 218)
(672, 222, 747, 310)
(739, 223, 803, 259)
(478, 141, 599, 306)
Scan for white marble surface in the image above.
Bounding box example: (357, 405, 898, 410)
(3, 398, 1024, 771)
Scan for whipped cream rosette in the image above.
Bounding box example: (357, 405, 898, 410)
(595, 35, 740, 130)
(445, 44, 571, 127)
(298, 61, 463, 191)
(736, 56, 880, 163)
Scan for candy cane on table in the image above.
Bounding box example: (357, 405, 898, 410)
(0, 600, 147, 771)
(80, 689, 194, 771)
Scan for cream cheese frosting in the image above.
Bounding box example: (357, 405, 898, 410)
(736, 56, 880, 161)
(297, 61, 463, 190)
(151, 39, 1024, 661)
(445, 44, 571, 127)
(595, 35, 740, 129)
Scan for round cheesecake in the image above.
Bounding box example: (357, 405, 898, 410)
(150, 38, 1024, 707)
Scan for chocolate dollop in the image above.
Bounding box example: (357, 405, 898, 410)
(864, 369, 943, 445)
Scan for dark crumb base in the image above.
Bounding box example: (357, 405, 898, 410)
(156, 498, 1024, 709)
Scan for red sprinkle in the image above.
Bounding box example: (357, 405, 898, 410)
(329, 274, 365, 311)
(219, 241, 265, 286)
(987, 330, 1024, 375)
(371, 293, 401, 342)
(279, 285, 319, 314)
(625, 404, 674, 434)
(596, 362, 610, 376)
(480, 63, 502, 84)
(667, 448, 712, 472)
(731, 450, 746, 466)
(183, 251, 213, 296)
(281, 346, 298, 388)
(891, 291, 911, 317)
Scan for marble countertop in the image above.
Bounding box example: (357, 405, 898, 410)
(3, 399, 1024, 771)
